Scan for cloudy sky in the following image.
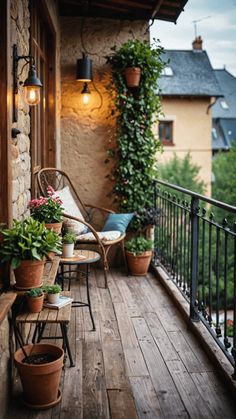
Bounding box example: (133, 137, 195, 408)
(150, 0, 236, 76)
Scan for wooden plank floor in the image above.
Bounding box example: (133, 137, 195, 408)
(7, 269, 236, 418)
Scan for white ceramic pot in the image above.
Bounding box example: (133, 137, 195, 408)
(47, 293, 60, 304)
(62, 243, 74, 258)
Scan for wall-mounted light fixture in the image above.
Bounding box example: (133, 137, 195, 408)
(13, 44, 43, 122)
(76, 53, 92, 105)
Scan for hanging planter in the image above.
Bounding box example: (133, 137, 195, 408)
(124, 67, 141, 88)
(106, 39, 165, 229)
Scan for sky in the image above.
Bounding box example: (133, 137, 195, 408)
(150, 0, 236, 76)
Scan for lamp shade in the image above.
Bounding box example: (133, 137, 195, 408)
(76, 54, 92, 82)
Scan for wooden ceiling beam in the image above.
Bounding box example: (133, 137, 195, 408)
(92, 2, 129, 13)
(151, 0, 164, 20)
(110, 0, 152, 10)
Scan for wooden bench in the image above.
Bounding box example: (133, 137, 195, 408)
(15, 291, 74, 367)
(13, 258, 75, 367)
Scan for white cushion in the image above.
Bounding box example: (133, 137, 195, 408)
(53, 186, 87, 235)
(77, 230, 121, 242)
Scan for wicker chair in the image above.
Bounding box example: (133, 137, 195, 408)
(37, 168, 127, 288)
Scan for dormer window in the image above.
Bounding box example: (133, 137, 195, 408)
(161, 66, 173, 76)
(220, 100, 229, 109)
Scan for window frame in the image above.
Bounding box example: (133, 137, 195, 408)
(158, 120, 174, 146)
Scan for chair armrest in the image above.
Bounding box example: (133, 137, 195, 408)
(84, 204, 115, 215)
(62, 212, 106, 260)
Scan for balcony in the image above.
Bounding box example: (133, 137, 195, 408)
(7, 267, 236, 418)
(6, 179, 236, 417)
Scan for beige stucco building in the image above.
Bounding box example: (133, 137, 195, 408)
(156, 38, 222, 197)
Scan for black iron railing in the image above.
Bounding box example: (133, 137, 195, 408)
(153, 180, 236, 377)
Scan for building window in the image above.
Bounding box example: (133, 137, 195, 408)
(220, 100, 229, 109)
(158, 121, 174, 145)
(161, 66, 173, 76)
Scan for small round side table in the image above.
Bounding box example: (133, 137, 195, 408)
(58, 249, 100, 331)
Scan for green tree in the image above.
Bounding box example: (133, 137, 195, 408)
(212, 144, 236, 227)
(159, 153, 206, 195)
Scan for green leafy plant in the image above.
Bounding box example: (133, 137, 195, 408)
(62, 232, 76, 244)
(26, 288, 44, 298)
(28, 185, 64, 223)
(0, 217, 61, 269)
(125, 236, 153, 256)
(45, 284, 61, 294)
(106, 39, 165, 228)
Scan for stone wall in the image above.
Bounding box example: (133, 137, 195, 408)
(11, 0, 31, 219)
(61, 18, 148, 211)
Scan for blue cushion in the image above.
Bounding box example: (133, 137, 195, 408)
(102, 213, 134, 233)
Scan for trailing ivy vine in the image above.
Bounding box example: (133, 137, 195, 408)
(106, 39, 165, 227)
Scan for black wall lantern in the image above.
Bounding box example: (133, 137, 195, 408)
(76, 53, 92, 82)
(76, 53, 92, 105)
(13, 44, 43, 122)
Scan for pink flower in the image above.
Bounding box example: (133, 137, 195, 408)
(47, 185, 55, 197)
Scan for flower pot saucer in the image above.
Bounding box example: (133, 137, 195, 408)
(14, 281, 43, 291)
(23, 388, 62, 410)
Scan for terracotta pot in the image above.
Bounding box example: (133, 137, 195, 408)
(45, 222, 62, 234)
(14, 343, 64, 408)
(126, 250, 152, 276)
(124, 67, 141, 87)
(14, 259, 45, 290)
(62, 243, 74, 258)
(26, 294, 44, 313)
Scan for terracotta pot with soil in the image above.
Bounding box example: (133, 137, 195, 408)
(14, 259, 45, 290)
(45, 222, 62, 235)
(126, 250, 152, 276)
(14, 343, 64, 409)
(26, 288, 44, 313)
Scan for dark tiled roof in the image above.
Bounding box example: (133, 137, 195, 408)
(212, 120, 230, 151)
(157, 50, 222, 97)
(212, 119, 236, 151)
(212, 70, 236, 119)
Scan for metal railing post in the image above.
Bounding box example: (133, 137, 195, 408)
(190, 196, 199, 321)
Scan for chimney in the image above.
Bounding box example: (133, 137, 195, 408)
(192, 36, 203, 51)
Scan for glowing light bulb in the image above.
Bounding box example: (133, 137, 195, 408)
(82, 93, 90, 105)
(24, 86, 40, 106)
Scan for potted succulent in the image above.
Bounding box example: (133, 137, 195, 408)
(0, 217, 61, 289)
(125, 236, 153, 276)
(25, 287, 44, 313)
(106, 39, 164, 88)
(28, 185, 64, 234)
(45, 284, 62, 304)
(62, 232, 76, 258)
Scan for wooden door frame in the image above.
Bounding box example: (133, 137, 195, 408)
(0, 0, 11, 287)
(30, 0, 57, 195)
(0, 0, 11, 226)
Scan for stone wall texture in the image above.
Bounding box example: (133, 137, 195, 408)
(11, 0, 31, 219)
(60, 18, 148, 211)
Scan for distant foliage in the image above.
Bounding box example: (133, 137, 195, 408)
(212, 144, 236, 226)
(159, 153, 206, 195)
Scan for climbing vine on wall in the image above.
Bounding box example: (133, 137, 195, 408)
(106, 39, 165, 225)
